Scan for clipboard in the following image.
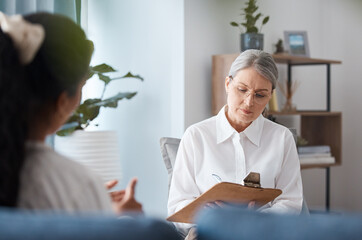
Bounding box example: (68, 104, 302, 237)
(167, 182, 282, 223)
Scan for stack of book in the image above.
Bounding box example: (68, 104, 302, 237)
(298, 145, 335, 165)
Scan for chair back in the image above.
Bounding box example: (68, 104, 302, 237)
(159, 137, 181, 193)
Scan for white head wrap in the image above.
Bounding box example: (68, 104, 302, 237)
(0, 12, 45, 65)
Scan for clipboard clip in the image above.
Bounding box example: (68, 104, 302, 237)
(243, 172, 261, 188)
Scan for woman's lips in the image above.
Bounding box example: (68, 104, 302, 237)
(241, 109, 252, 114)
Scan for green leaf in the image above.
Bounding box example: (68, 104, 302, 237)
(66, 114, 81, 124)
(244, 0, 258, 14)
(91, 63, 116, 73)
(76, 98, 102, 121)
(262, 16, 269, 25)
(56, 121, 81, 136)
(247, 26, 258, 33)
(87, 69, 95, 80)
(230, 22, 239, 27)
(94, 92, 137, 108)
(56, 126, 78, 136)
(255, 13, 262, 22)
(59, 61, 143, 133)
(119, 72, 144, 81)
(98, 73, 112, 85)
(245, 14, 257, 26)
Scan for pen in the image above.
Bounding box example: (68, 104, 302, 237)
(212, 173, 222, 183)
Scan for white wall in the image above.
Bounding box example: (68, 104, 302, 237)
(84, 0, 362, 216)
(185, 0, 241, 127)
(185, 0, 362, 212)
(86, 0, 184, 217)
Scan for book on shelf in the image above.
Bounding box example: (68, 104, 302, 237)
(299, 156, 335, 165)
(298, 152, 331, 158)
(298, 145, 331, 154)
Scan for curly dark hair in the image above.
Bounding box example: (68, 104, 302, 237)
(0, 12, 93, 207)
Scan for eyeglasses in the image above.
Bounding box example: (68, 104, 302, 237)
(229, 76, 271, 105)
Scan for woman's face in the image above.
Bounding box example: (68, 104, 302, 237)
(60, 80, 85, 123)
(225, 67, 272, 132)
(28, 80, 86, 141)
(48, 80, 85, 135)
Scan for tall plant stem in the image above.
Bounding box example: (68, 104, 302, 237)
(100, 83, 106, 99)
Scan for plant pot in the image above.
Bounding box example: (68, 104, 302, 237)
(240, 33, 264, 52)
(54, 130, 122, 183)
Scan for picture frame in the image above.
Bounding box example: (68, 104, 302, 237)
(283, 31, 310, 57)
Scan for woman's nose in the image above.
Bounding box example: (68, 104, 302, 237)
(244, 93, 254, 106)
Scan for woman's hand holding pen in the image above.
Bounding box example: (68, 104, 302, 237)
(205, 200, 255, 209)
(207, 173, 255, 209)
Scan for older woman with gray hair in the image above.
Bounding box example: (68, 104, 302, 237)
(168, 49, 303, 237)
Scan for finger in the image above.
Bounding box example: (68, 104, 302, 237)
(205, 202, 217, 209)
(204, 203, 211, 209)
(124, 177, 138, 200)
(112, 195, 124, 202)
(110, 190, 125, 196)
(214, 200, 225, 207)
(111, 194, 125, 201)
(110, 191, 125, 199)
(248, 201, 256, 209)
(105, 179, 118, 190)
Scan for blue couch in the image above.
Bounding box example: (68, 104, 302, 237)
(196, 206, 362, 240)
(5, 206, 362, 240)
(0, 208, 181, 240)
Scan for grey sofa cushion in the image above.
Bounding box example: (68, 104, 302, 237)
(159, 137, 181, 193)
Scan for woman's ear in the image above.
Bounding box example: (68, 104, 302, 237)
(225, 76, 231, 93)
(55, 91, 80, 120)
(56, 92, 69, 118)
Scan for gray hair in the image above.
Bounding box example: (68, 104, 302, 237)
(228, 50, 278, 90)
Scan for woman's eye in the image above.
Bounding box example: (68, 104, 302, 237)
(256, 93, 266, 98)
(238, 88, 247, 93)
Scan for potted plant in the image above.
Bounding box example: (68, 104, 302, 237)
(54, 64, 143, 183)
(56, 63, 143, 136)
(230, 0, 269, 51)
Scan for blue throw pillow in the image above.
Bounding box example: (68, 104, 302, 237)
(196, 205, 362, 240)
(0, 207, 181, 240)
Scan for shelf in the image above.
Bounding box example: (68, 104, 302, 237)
(301, 163, 339, 170)
(268, 111, 341, 117)
(269, 112, 342, 169)
(272, 54, 342, 65)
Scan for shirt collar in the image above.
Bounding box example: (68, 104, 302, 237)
(216, 106, 235, 144)
(242, 114, 264, 147)
(216, 105, 264, 147)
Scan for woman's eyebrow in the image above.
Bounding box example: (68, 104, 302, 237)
(238, 82, 270, 92)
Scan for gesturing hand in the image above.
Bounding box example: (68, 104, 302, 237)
(105, 177, 143, 215)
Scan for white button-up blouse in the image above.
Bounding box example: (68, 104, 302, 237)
(168, 106, 303, 225)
